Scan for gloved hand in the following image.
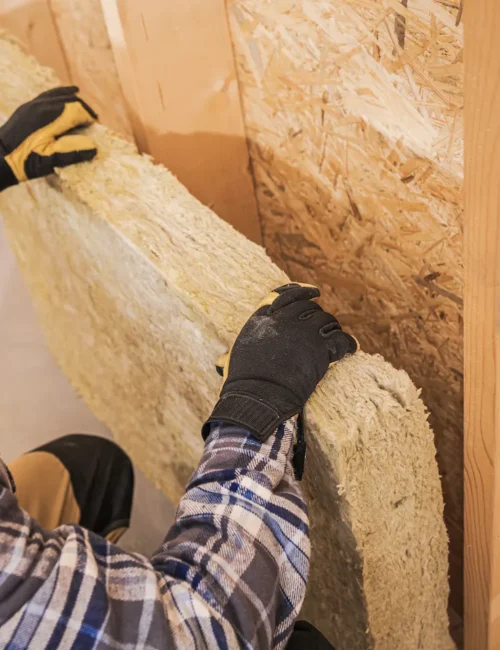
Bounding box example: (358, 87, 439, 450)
(202, 283, 359, 444)
(0, 86, 97, 192)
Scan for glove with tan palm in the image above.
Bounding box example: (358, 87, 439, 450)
(0, 86, 97, 192)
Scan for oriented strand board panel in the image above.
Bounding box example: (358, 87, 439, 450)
(99, 0, 262, 244)
(0, 35, 453, 649)
(464, 0, 500, 647)
(228, 0, 464, 621)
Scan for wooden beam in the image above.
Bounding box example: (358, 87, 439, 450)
(464, 0, 500, 647)
(100, 0, 262, 244)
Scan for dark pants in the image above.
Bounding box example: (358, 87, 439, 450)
(10, 434, 134, 542)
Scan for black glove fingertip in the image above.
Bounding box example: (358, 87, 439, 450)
(269, 284, 321, 313)
(35, 86, 79, 101)
(328, 331, 359, 363)
(80, 148, 98, 161)
(75, 96, 98, 120)
(51, 148, 97, 169)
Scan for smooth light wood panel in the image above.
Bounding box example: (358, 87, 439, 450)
(464, 0, 500, 646)
(0, 0, 70, 82)
(99, 0, 261, 243)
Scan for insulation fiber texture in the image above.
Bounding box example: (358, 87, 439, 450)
(0, 34, 453, 649)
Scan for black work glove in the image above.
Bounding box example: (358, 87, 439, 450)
(202, 283, 359, 445)
(286, 621, 335, 650)
(0, 86, 97, 192)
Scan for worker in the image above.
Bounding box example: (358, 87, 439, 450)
(0, 88, 358, 649)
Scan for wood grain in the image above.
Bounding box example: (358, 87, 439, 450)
(464, 0, 500, 647)
(99, 0, 262, 243)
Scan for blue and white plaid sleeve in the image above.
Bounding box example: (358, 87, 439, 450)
(0, 419, 310, 650)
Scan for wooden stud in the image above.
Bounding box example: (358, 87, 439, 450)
(464, 0, 500, 647)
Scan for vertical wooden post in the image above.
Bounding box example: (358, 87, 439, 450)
(464, 0, 500, 647)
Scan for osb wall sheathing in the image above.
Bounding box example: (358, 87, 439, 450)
(0, 34, 453, 649)
(227, 0, 464, 621)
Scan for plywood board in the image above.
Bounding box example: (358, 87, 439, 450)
(228, 0, 464, 626)
(0, 34, 452, 649)
(100, 0, 262, 244)
(464, 0, 500, 647)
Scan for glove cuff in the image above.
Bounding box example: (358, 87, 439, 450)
(202, 393, 287, 443)
(0, 157, 18, 191)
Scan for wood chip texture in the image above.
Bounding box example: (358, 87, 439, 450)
(0, 35, 453, 650)
(227, 0, 464, 619)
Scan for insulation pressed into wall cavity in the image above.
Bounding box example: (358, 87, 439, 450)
(0, 38, 452, 650)
(227, 0, 464, 621)
(0, 34, 453, 649)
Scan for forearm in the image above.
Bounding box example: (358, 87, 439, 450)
(153, 419, 310, 649)
(0, 425, 308, 649)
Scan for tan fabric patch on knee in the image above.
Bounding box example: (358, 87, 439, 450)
(9, 451, 80, 529)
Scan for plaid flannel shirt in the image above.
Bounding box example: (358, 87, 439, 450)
(0, 419, 310, 649)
